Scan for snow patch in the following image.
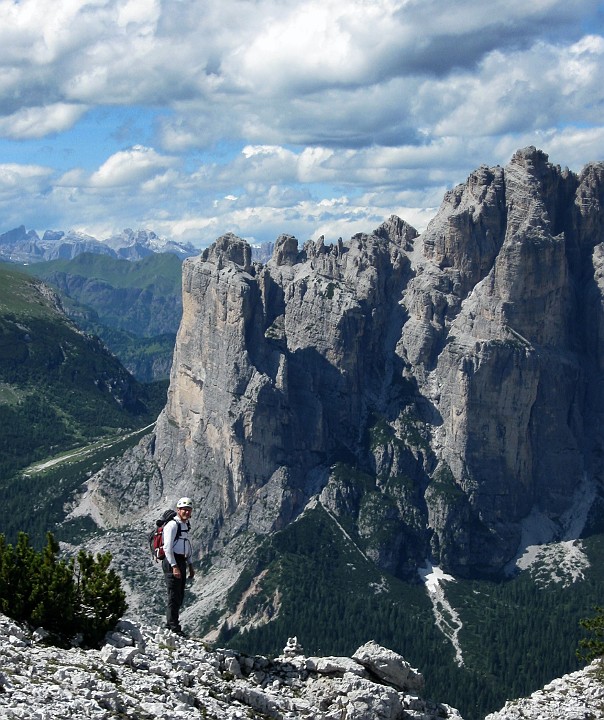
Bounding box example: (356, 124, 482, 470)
(419, 561, 464, 667)
(418, 562, 455, 593)
(505, 474, 596, 586)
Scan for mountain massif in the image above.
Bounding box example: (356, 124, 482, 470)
(62, 147, 604, 716)
(82, 146, 604, 572)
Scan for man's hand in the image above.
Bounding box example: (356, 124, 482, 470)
(188, 564, 195, 579)
(172, 565, 181, 578)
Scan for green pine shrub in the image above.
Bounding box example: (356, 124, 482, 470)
(73, 547, 127, 647)
(578, 606, 604, 666)
(0, 531, 127, 647)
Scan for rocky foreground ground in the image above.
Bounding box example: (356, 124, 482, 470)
(0, 611, 460, 720)
(484, 662, 604, 720)
(0, 612, 602, 719)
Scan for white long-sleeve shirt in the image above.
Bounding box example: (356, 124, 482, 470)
(163, 518, 192, 567)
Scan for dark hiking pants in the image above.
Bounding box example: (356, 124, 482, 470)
(163, 554, 187, 632)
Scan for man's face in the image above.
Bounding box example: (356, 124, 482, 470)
(177, 506, 192, 520)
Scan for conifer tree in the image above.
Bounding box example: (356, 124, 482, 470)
(578, 606, 604, 664)
(73, 548, 127, 647)
(0, 534, 16, 615)
(29, 533, 75, 631)
(10, 532, 40, 623)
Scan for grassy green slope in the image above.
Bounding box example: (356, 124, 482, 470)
(24, 251, 182, 291)
(0, 263, 165, 479)
(0, 425, 154, 548)
(21, 253, 183, 381)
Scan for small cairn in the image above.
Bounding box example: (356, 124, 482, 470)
(282, 636, 304, 657)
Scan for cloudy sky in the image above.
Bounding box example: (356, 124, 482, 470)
(1, 0, 603, 248)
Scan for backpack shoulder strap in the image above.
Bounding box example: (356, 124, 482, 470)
(165, 517, 188, 544)
(171, 517, 182, 541)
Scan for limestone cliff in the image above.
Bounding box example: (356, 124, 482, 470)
(402, 148, 604, 575)
(81, 147, 604, 591)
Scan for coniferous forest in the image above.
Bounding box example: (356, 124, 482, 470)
(217, 507, 604, 720)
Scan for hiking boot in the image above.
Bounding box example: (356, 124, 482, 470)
(165, 624, 187, 637)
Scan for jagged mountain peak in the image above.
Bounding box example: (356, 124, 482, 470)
(199, 231, 253, 272)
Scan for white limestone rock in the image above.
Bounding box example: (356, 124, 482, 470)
(282, 635, 304, 656)
(352, 640, 424, 692)
(0, 612, 462, 720)
(306, 655, 368, 676)
(484, 660, 604, 720)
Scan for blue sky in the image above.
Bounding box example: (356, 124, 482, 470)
(0, 0, 603, 249)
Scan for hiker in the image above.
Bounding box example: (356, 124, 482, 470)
(163, 496, 195, 635)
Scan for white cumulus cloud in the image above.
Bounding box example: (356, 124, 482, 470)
(0, 104, 88, 140)
(0, 0, 601, 244)
(90, 145, 178, 188)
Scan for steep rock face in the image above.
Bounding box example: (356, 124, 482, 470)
(146, 225, 420, 562)
(400, 148, 604, 574)
(82, 148, 604, 589)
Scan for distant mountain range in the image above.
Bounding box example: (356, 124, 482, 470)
(0, 228, 276, 380)
(0, 226, 197, 264)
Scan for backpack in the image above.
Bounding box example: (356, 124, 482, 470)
(149, 509, 180, 562)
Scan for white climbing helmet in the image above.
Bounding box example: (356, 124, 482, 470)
(176, 496, 193, 509)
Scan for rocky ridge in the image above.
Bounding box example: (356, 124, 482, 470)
(2, 612, 601, 720)
(484, 661, 603, 720)
(0, 612, 461, 720)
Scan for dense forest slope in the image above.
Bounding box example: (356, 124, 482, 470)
(0, 263, 165, 514)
